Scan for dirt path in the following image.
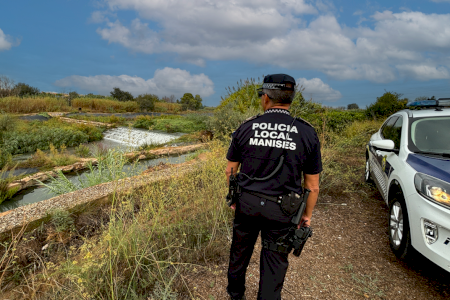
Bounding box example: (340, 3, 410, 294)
(188, 185, 450, 299)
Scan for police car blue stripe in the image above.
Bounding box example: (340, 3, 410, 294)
(406, 154, 450, 183)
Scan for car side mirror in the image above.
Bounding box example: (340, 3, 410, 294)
(371, 140, 395, 151)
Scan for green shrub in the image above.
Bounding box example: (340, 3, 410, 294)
(0, 148, 12, 169)
(132, 115, 155, 129)
(110, 87, 134, 102)
(2, 127, 89, 155)
(48, 209, 74, 232)
(0, 165, 19, 204)
(207, 102, 261, 140)
(0, 113, 16, 132)
(135, 94, 157, 111)
(303, 109, 367, 133)
(75, 144, 91, 158)
(365, 91, 408, 119)
(179, 93, 202, 110)
(217, 78, 261, 113)
(14, 82, 40, 97)
(133, 114, 207, 133)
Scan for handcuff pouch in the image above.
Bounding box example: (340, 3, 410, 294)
(280, 191, 302, 216)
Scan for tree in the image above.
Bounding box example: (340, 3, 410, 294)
(69, 91, 79, 98)
(365, 91, 408, 119)
(194, 94, 203, 109)
(347, 103, 359, 110)
(0, 75, 15, 98)
(15, 82, 40, 97)
(135, 94, 158, 111)
(110, 87, 134, 102)
(180, 93, 202, 110)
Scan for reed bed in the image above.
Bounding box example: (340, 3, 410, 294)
(0, 96, 69, 113)
(72, 98, 139, 113)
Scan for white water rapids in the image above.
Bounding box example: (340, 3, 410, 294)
(102, 127, 181, 147)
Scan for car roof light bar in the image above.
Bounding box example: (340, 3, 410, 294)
(406, 100, 437, 107)
(406, 98, 450, 108)
(437, 98, 450, 107)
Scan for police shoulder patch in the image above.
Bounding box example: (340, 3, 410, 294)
(295, 117, 314, 129)
(241, 114, 260, 125)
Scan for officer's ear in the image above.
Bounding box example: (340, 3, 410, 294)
(261, 93, 271, 108)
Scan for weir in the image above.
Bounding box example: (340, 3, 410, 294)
(102, 127, 181, 147)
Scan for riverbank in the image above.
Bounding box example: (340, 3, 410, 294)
(6, 143, 207, 196)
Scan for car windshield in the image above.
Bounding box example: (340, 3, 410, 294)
(409, 116, 450, 155)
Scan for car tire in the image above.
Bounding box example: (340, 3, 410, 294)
(388, 194, 412, 259)
(364, 155, 374, 184)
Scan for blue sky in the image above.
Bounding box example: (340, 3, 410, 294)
(1, 0, 450, 108)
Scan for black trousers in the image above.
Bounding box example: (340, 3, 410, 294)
(227, 191, 293, 300)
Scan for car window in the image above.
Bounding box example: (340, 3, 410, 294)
(410, 117, 450, 154)
(381, 116, 398, 140)
(390, 117, 402, 149)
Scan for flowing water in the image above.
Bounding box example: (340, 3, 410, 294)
(0, 154, 190, 213)
(2, 127, 189, 212)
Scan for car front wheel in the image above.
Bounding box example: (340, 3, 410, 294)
(389, 194, 412, 259)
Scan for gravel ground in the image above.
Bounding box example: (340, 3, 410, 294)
(187, 186, 450, 300)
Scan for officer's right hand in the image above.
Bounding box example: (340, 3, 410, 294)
(230, 203, 236, 210)
(298, 214, 311, 228)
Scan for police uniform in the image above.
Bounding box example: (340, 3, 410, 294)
(226, 107, 322, 300)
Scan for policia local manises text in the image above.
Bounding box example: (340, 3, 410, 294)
(249, 122, 298, 150)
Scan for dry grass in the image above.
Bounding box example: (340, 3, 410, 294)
(72, 98, 139, 113)
(154, 102, 182, 113)
(0, 97, 69, 113)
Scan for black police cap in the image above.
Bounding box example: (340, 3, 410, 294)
(261, 74, 296, 91)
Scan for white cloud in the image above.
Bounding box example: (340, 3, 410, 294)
(89, 11, 116, 23)
(54, 67, 215, 98)
(297, 78, 342, 102)
(94, 2, 450, 82)
(0, 29, 13, 51)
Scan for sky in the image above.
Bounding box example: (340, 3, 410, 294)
(1, 0, 450, 108)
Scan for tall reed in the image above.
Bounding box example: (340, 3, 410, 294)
(0, 96, 69, 113)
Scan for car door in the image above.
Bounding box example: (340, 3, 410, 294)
(371, 116, 400, 200)
(376, 116, 403, 200)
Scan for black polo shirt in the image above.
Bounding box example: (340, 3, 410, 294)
(226, 108, 322, 196)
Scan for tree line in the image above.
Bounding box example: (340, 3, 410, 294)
(0, 75, 204, 111)
(109, 87, 203, 111)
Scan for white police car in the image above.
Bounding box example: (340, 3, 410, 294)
(365, 98, 450, 272)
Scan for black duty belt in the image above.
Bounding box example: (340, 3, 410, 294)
(243, 189, 283, 204)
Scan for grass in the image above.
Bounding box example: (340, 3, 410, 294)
(0, 141, 232, 298)
(132, 114, 208, 133)
(40, 149, 139, 196)
(67, 114, 128, 125)
(0, 114, 385, 298)
(0, 165, 19, 205)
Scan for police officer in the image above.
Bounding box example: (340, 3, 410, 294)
(226, 74, 322, 300)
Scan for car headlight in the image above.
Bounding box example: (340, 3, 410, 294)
(414, 173, 450, 208)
